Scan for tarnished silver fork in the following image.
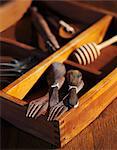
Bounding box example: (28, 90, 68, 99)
(47, 70, 84, 121)
(26, 77, 65, 118)
(26, 93, 49, 118)
(0, 52, 48, 77)
(26, 62, 66, 118)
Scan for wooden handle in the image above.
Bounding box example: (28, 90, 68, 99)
(2, 15, 112, 100)
(98, 35, 117, 50)
(31, 7, 60, 50)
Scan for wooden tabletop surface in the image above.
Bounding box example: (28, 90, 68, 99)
(1, 97, 117, 150)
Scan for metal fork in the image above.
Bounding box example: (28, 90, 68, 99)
(47, 100, 68, 121)
(26, 93, 49, 118)
(0, 57, 28, 77)
(47, 71, 84, 121)
(26, 62, 66, 118)
(26, 76, 65, 118)
(0, 52, 48, 77)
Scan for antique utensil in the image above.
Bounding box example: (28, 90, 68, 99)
(45, 10, 78, 39)
(0, 51, 48, 77)
(47, 70, 84, 121)
(72, 35, 117, 65)
(26, 77, 65, 118)
(59, 20, 75, 34)
(66, 70, 84, 108)
(47, 63, 66, 108)
(26, 93, 49, 118)
(26, 62, 66, 118)
(47, 100, 68, 121)
(30, 7, 60, 52)
(0, 56, 24, 77)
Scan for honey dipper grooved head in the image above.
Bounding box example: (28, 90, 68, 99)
(72, 42, 101, 65)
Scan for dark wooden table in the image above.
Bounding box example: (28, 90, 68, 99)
(1, 98, 117, 150)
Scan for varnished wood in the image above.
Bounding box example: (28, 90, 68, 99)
(60, 98, 117, 150)
(57, 68, 117, 147)
(0, 91, 27, 106)
(0, 37, 36, 51)
(2, 15, 112, 100)
(0, 0, 32, 32)
(65, 60, 102, 75)
(1, 98, 117, 149)
(0, 96, 59, 146)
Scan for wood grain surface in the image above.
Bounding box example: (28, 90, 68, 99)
(1, 97, 117, 149)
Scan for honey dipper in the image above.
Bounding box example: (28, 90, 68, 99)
(72, 35, 117, 65)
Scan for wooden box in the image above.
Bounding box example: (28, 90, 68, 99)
(0, 1, 117, 147)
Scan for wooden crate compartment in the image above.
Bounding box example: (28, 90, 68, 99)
(0, 2, 117, 148)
